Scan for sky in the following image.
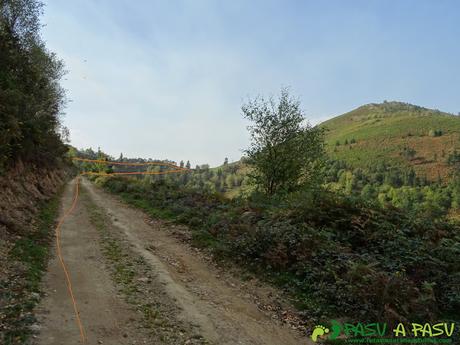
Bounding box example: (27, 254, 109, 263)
(42, 0, 460, 167)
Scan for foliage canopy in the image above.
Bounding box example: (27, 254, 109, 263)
(0, 0, 67, 170)
(242, 88, 325, 195)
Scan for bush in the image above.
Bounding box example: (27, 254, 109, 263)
(98, 176, 460, 324)
(428, 129, 443, 137)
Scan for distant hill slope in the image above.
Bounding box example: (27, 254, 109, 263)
(321, 101, 460, 181)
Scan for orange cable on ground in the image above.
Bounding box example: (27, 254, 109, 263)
(55, 176, 86, 343)
(55, 159, 191, 343)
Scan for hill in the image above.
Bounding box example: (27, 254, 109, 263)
(321, 101, 460, 181)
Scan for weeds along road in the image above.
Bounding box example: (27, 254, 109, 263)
(36, 177, 308, 345)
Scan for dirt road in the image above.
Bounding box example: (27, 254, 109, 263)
(36, 177, 309, 345)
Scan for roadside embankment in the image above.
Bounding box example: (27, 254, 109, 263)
(0, 160, 72, 344)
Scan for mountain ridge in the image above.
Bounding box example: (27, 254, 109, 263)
(320, 101, 460, 181)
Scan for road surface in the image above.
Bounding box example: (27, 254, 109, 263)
(36, 177, 308, 345)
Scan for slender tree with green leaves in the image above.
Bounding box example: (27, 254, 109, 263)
(242, 88, 325, 195)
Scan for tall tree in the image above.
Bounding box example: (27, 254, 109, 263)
(0, 0, 66, 169)
(242, 88, 325, 195)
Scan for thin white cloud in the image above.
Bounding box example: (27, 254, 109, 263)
(42, 0, 460, 165)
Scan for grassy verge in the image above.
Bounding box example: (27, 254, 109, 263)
(2, 193, 61, 344)
(92, 176, 460, 329)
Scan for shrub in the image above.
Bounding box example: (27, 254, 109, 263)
(98, 177, 460, 323)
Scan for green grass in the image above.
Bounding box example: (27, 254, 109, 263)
(118, 192, 176, 219)
(83, 194, 139, 299)
(3, 193, 61, 344)
(320, 101, 460, 180)
(116, 191, 223, 250)
(95, 177, 460, 326)
(205, 102, 460, 193)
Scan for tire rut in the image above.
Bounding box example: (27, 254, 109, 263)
(81, 178, 308, 345)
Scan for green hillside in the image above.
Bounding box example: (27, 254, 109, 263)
(321, 101, 460, 181)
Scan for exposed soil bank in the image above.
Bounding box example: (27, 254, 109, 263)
(0, 160, 71, 344)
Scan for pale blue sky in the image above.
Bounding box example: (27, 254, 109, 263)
(42, 0, 460, 166)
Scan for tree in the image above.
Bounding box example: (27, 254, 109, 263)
(224, 157, 229, 166)
(450, 178, 460, 208)
(226, 175, 235, 189)
(361, 184, 376, 200)
(214, 179, 222, 192)
(429, 129, 443, 137)
(447, 150, 460, 168)
(339, 171, 356, 194)
(242, 88, 325, 195)
(179, 160, 184, 168)
(404, 169, 416, 186)
(0, 0, 67, 169)
(185, 160, 191, 169)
